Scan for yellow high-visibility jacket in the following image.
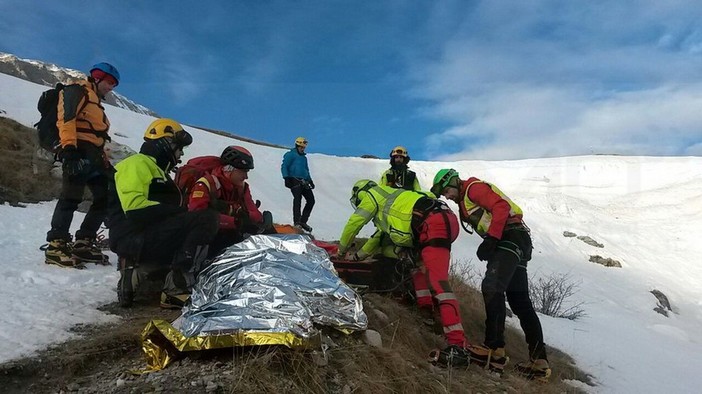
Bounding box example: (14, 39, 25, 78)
(338, 185, 433, 255)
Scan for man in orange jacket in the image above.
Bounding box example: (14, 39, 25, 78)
(45, 62, 120, 268)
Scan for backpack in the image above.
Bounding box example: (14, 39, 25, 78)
(174, 155, 222, 204)
(34, 83, 88, 153)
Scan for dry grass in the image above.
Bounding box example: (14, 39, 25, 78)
(0, 116, 62, 204)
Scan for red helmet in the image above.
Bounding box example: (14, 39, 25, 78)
(220, 146, 254, 169)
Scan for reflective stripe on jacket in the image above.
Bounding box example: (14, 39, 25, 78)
(188, 168, 263, 230)
(339, 185, 426, 254)
(459, 177, 523, 239)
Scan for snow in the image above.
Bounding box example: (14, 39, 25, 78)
(1, 72, 702, 393)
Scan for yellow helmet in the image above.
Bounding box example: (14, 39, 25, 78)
(295, 136, 308, 147)
(143, 118, 193, 147)
(390, 146, 408, 158)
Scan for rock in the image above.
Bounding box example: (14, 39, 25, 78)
(589, 255, 622, 268)
(563, 231, 577, 237)
(651, 289, 674, 317)
(372, 308, 389, 323)
(66, 383, 80, 392)
(206, 382, 219, 392)
(577, 235, 604, 248)
(311, 350, 329, 366)
(363, 329, 383, 348)
(116, 379, 126, 387)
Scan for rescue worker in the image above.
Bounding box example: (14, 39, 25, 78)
(108, 118, 219, 309)
(336, 180, 469, 365)
(187, 145, 273, 255)
(431, 169, 551, 379)
(380, 146, 421, 191)
(281, 136, 315, 232)
(44, 62, 120, 268)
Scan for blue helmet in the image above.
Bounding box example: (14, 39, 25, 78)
(90, 62, 120, 86)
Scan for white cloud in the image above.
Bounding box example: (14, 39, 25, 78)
(406, 1, 702, 160)
(424, 84, 702, 160)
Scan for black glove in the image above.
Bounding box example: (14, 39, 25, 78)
(308, 180, 315, 189)
(61, 146, 88, 176)
(476, 235, 499, 261)
(284, 177, 295, 188)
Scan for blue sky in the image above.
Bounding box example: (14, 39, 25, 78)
(2, 1, 702, 160)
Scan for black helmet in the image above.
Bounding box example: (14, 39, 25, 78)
(221, 145, 254, 169)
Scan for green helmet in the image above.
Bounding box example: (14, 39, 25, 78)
(431, 168, 460, 195)
(350, 179, 377, 208)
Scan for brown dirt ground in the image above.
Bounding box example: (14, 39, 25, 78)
(0, 277, 595, 394)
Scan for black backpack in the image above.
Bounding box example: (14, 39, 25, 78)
(34, 83, 87, 153)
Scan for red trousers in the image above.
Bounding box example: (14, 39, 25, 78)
(411, 209, 465, 346)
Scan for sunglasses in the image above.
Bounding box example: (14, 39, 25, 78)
(391, 149, 407, 156)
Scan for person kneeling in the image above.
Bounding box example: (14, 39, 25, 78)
(108, 118, 219, 309)
(188, 145, 273, 257)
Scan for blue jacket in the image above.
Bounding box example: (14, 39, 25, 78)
(281, 148, 311, 180)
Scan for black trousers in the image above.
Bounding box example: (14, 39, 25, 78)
(136, 209, 219, 266)
(290, 184, 315, 224)
(481, 226, 548, 360)
(47, 169, 109, 242)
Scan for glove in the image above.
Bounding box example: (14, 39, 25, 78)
(308, 180, 315, 190)
(61, 146, 88, 176)
(476, 235, 499, 261)
(284, 177, 294, 188)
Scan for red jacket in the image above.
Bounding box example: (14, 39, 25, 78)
(188, 166, 263, 230)
(459, 178, 520, 239)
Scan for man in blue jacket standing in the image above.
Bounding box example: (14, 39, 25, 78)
(281, 136, 315, 232)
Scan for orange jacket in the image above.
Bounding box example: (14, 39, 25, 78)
(57, 78, 110, 148)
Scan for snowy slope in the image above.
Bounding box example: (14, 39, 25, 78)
(1, 72, 701, 393)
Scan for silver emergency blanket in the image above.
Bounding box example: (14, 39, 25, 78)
(171, 234, 367, 339)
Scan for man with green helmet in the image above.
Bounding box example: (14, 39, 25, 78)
(338, 179, 471, 366)
(431, 169, 551, 380)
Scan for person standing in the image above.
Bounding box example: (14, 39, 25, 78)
(281, 136, 315, 232)
(380, 146, 421, 191)
(44, 62, 120, 268)
(431, 168, 551, 379)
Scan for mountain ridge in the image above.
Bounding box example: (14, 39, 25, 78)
(0, 52, 157, 117)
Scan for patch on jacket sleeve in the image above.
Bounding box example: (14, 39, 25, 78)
(192, 191, 205, 198)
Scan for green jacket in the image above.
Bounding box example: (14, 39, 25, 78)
(338, 185, 432, 255)
(114, 153, 184, 225)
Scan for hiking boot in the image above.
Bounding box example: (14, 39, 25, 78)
(160, 292, 190, 309)
(43, 239, 84, 269)
(72, 237, 109, 265)
(295, 222, 313, 232)
(429, 345, 471, 367)
(467, 344, 508, 373)
(117, 256, 140, 308)
(515, 359, 551, 382)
